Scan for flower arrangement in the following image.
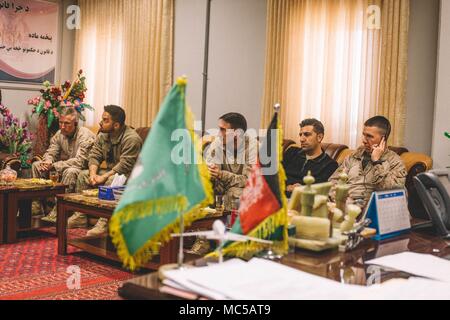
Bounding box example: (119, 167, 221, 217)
(28, 70, 93, 128)
(0, 103, 33, 169)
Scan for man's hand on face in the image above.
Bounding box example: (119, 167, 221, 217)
(371, 136, 386, 162)
(286, 184, 301, 193)
(208, 164, 222, 180)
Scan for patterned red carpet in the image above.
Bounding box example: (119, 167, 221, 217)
(0, 227, 139, 300)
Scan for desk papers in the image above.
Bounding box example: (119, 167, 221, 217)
(366, 252, 450, 282)
(164, 258, 366, 300)
(163, 256, 450, 300)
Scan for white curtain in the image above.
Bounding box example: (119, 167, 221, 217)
(262, 0, 382, 148)
(73, 0, 173, 130)
(73, 0, 124, 129)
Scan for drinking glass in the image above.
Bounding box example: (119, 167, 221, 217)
(49, 171, 59, 184)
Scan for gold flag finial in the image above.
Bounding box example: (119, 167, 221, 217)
(176, 75, 188, 87)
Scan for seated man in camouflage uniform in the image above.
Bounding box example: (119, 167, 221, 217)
(205, 112, 258, 210)
(68, 105, 143, 236)
(32, 107, 95, 222)
(191, 113, 257, 255)
(329, 116, 407, 209)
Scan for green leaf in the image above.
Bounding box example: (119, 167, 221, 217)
(445, 132, 450, 139)
(36, 101, 44, 114)
(79, 113, 86, 121)
(47, 112, 55, 128)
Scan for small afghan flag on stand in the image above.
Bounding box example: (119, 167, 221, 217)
(109, 78, 213, 270)
(216, 109, 288, 258)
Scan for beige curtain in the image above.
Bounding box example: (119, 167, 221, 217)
(378, 0, 410, 146)
(262, 0, 409, 148)
(73, 0, 173, 129)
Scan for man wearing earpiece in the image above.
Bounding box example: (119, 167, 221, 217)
(329, 116, 407, 209)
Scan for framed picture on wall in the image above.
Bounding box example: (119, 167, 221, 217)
(0, 0, 60, 85)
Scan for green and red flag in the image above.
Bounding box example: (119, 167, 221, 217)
(109, 78, 213, 270)
(218, 110, 288, 257)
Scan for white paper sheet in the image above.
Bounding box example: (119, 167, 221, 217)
(164, 258, 366, 300)
(365, 277, 450, 300)
(366, 252, 450, 282)
(163, 257, 450, 300)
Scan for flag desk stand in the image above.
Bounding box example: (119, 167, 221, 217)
(57, 194, 229, 270)
(365, 189, 412, 241)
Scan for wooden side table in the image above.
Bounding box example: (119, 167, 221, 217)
(57, 194, 228, 270)
(5, 183, 66, 243)
(0, 192, 5, 244)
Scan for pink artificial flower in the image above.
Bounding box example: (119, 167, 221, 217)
(45, 100, 52, 109)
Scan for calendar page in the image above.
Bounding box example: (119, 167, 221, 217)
(375, 190, 411, 235)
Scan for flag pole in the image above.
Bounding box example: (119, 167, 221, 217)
(259, 103, 283, 261)
(177, 77, 189, 270)
(177, 212, 184, 268)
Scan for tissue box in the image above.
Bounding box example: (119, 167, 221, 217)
(98, 186, 126, 201)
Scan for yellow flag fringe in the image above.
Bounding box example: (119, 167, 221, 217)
(109, 81, 213, 271)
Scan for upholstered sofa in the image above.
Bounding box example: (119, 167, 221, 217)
(283, 139, 433, 218)
(1, 127, 432, 217)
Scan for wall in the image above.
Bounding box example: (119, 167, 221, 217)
(0, 0, 76, 126)
(432, 0, 450, 169)
(2, 0, 442, 159)
(174, 0, 267, 133)
(404, 0, 440, 156)
(173, 0, 206, 127)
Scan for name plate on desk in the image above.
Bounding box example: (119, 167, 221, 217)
(365, 189, 411, 240)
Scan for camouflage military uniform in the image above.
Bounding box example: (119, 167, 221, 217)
(329, 147, 407, 208)
(204, 136, 258, 210)
(32, 127, 95, 192)
(75, 126, 143, 192)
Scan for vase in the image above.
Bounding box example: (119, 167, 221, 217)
(0, 164, 17, 185)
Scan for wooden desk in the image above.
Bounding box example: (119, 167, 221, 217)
(57, 194, 228, 270)
(0, 180, 66, 243)
(118, 227, 450, 299)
